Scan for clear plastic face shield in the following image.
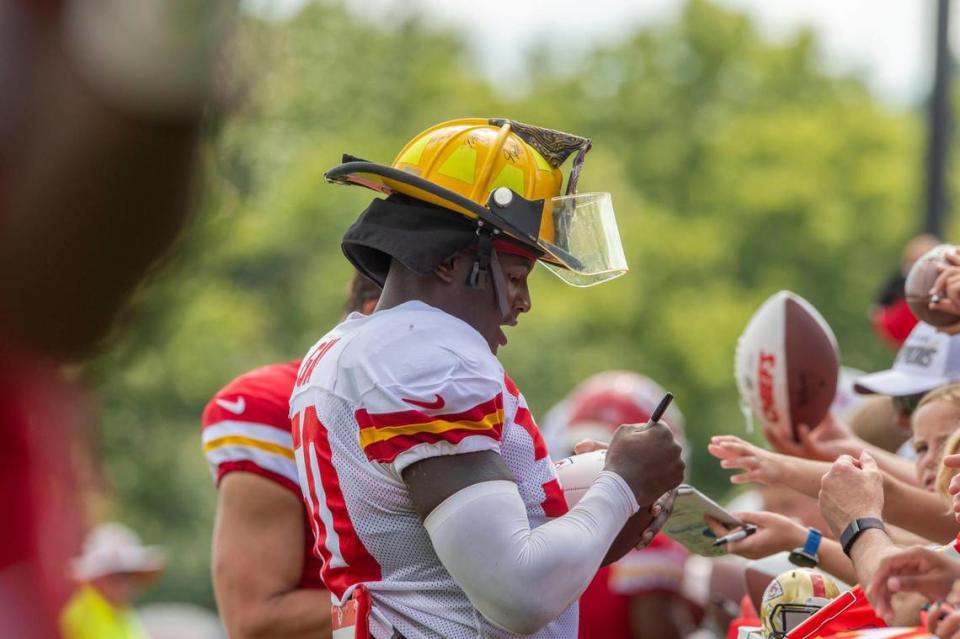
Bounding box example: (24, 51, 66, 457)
(538, 192, 627, 287)
(487, 120, 628, 287)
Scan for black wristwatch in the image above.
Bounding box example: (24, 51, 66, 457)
(789, 527, 822, 568)
(840, 517, 885, 557)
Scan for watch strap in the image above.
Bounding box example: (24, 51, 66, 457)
(801, 527, 822, 557)
(840, 517, 885, 557)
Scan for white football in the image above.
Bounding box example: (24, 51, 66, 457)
(554, 449, 606, 508)
(734, 291, 840, 437)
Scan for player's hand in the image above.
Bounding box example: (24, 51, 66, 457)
(868, 546, 960, 622)
(707, 435, 788, 486)
(704, 511, 806, 560)
(605, 421, 684, 509)
(763, 413, 858, 463)
(636, 488, 679, 550)
(818, 451, 884, 538)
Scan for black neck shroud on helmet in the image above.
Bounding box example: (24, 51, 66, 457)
(342, 195, 484, 287)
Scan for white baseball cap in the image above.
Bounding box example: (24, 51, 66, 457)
(70, 522, 165, 581)
(854, 322, 960, 396)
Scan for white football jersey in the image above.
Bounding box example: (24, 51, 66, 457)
(290, 301, 573, 639)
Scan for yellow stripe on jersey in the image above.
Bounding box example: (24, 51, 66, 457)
(203, 435, 296, 460)
(357, 409, 504, 449)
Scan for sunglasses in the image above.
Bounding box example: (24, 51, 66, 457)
(892, 392, 926, 417)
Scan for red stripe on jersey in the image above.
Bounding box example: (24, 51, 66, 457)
(355, 395, 503, 430)
(296, 413, 330, 580)
(362, 426, 503, 464)
(300, 407, 381, 598)
(216, 460, 301, 496)
(514, 407, 548, 460)
(504, 373, 520, 398)
(541, 478, 569, 517)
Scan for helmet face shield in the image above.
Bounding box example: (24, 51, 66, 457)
(538, 192, 628, 287)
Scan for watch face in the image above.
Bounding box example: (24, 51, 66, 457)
(788, 551, 816, 568)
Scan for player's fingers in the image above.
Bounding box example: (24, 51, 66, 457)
(944, 454, 960, 470)
(656, 487, 677, 514)
(945, 248, 960, 267)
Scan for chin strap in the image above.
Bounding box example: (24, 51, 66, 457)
(467, 221, 493, 289)
(467, 222, 511, 321)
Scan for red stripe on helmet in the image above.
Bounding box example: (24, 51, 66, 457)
(494, 239, 540, 262)
(810, 572, 826, 598)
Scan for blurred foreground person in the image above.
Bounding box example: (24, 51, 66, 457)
(292, 118, 684, 638)
(202, 274, 379, 638)
(0, 1, 234, 636)
(60, 523, 165, 639)
(554, 371, 697, 639)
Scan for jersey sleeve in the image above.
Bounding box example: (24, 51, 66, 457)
(607, 534, 688, 597)
(201, 391, 300, 495)
(350, 332, 506, 475)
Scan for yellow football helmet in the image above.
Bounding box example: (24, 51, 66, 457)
(760, 569, 840, 638)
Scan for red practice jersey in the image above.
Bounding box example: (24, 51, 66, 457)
(201, 360, 325, 590)
(578, 534, 689, 639)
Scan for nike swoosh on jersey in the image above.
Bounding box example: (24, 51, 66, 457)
(401, 394, 446, 410)
(215, 397, 246, 415)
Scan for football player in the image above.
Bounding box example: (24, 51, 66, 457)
(291, 118, 686, 638)
(202, 273, 379, 638)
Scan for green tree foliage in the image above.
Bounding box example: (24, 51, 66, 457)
(87, 0, 924, 607)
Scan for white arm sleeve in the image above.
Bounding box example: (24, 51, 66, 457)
(423, 472, 639, 635)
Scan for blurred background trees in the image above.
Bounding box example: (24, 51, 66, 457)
(85, 0, 937, 607)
